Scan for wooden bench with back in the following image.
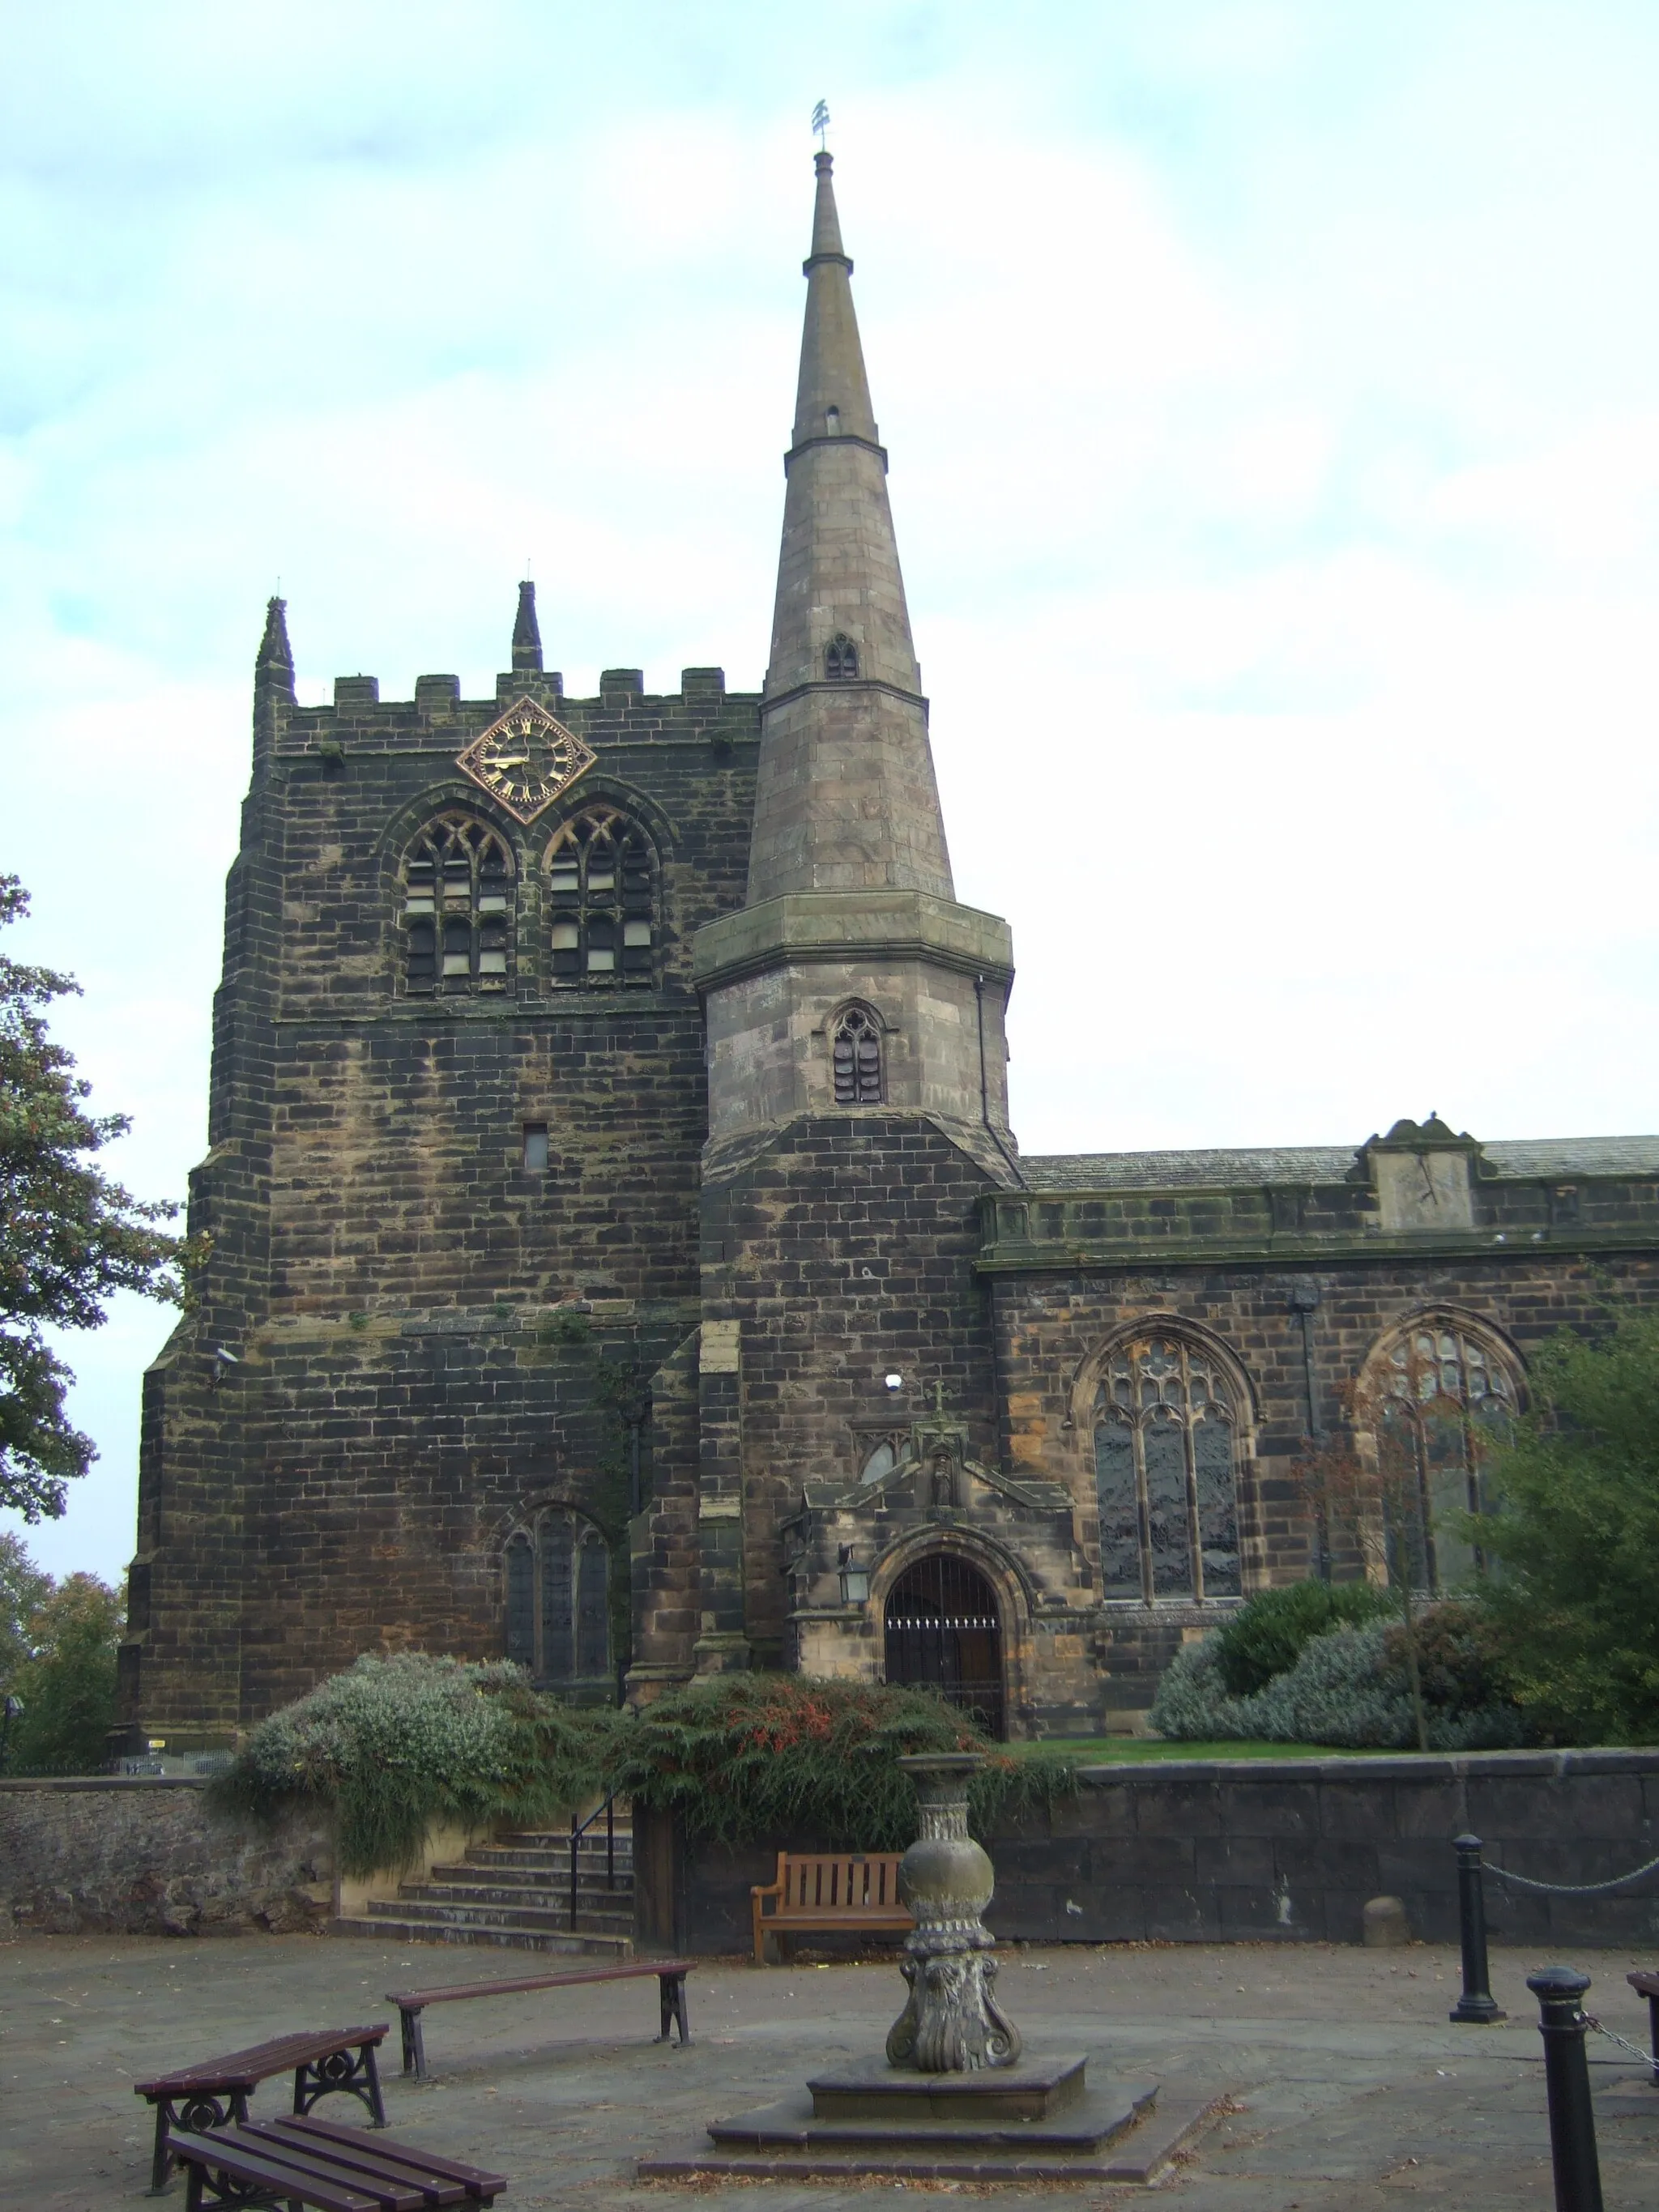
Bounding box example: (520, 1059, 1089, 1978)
(749, 1852, 912, 1965)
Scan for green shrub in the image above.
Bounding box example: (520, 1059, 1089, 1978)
(608, 1673, 1078, 1849)
(1151, 1609, 1525, 1751)
(1212, 1578, 1396, 1698)
(215, 1658, 1077, 1873)
(215, 1652, 608, 1875)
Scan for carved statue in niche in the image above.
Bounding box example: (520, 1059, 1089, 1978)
(926, 1441, 959, 1511)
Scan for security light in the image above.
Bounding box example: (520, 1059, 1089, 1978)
(883, 1372, 903, 1392)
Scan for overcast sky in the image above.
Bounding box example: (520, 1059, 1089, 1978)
(5, 2, 1658, 1583)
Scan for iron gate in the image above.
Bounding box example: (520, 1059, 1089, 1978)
(883, 1554, 1005, 1739)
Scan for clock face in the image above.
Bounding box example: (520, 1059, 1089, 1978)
(455, 699, 597, 824)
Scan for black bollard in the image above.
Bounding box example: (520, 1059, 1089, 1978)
(1528, 1966, 1604, 2212)
(1450, 1835, 1505, 2022)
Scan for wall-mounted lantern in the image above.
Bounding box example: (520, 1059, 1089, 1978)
(838, 1544, 872, 1607)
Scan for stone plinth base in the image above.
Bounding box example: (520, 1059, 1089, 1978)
(638, 2050, 1226, 2184)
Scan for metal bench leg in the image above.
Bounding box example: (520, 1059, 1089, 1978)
(147, 2099, 175, 2196)
(361, 2039, 388, 2127)
(673, 1972, 691, 2047)
(403, 2007, 429, 2082)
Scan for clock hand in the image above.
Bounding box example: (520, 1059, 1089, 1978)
(492, 754, 531, 769)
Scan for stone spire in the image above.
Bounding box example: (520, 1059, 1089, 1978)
(693, 152, 1016, 1169)
(512, 580, 544, 672)
(748, 151, 951, 903)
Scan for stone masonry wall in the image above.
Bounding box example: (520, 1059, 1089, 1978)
(0, 1779, 333, 1937)
(636, 1749, 1659, 1956)
(697, 1116, 1006, 1677)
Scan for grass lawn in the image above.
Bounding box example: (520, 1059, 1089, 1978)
(1009, 1737, 1395, 1762)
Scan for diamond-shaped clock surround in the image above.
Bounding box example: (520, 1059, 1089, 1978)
(455, 697, 597, 825)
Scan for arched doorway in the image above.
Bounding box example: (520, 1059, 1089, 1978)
(883, 1554, 1005, 1739)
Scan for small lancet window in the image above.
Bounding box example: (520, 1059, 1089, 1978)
(504, 1508, 612, 1689)
(832, 1004, 883, 1105)
(544, 806, 658, 990)
(401, 814, 514, 994)
(825, 633, 859, 680)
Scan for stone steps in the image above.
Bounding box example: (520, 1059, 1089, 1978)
(328, 1824, 636, 1956)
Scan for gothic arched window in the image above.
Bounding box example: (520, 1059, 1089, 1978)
(544, 807, 657, 989)
(1362, 1315, 1523, 1592)
(400, 814, 513, 993)
(825, 633, 859, 680)
(1094, 1334, 1243, 1604)
(504, 1508, 612, 1689)
(833, 1004, 883, 1105)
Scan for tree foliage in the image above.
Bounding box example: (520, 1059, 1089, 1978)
(0, 1543, 125, 1773)
(0, 876, 194, 1519)
(1476, 1308, 1659, 1743)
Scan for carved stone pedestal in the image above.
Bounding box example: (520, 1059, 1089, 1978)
(885, 1752, 1021, 2071)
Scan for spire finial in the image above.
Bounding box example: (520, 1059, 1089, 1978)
(512, 579, 543, 673)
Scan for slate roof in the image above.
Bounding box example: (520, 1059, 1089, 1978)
(1019, 1136, 1659, 1193)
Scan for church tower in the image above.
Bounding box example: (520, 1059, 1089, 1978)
(684, 153, 1023, 1682)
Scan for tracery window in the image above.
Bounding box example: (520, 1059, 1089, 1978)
(544, 807, 656, 988)
(825, 633, 859, 680)
(401, 814, 513, 993)
(1094, 1334, 1243, 1603)
(833, 1004, 883, 1105)
(1366, 1317, 1521, 1591)
(504, 1508, 612, 1689)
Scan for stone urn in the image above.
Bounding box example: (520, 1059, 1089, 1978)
(885, 1751, 1022, 2073)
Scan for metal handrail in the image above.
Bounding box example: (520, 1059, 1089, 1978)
(568, 1791, 621, 1931)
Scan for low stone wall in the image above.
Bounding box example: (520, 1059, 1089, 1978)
(0, 1777, 334, 1937)
(633, 1749, 1659, 1955)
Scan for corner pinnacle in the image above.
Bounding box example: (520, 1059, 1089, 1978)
(512, 580, 544, 673)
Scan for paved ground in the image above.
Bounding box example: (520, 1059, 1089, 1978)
(2, 1933, 1655, 2209)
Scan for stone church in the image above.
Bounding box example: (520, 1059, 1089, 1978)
(116, 153, 1659, 1752)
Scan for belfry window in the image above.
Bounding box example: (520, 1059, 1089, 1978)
(1094, 1335, 1243, 1604)
(504, 1508, 612, 1690)
(825, 633, 859, 680)
(1364, 1317, 1522, 1592)
(401, 815, 513, 993)
(832, 1004, 883, 1105)
(545, 808, 657, 989)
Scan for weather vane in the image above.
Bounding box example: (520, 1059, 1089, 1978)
(812, 99, 830, 150)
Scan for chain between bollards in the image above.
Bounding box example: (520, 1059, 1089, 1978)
(1450, 1835, 1506, 2023)
(1529, 1967, 1604, 2212)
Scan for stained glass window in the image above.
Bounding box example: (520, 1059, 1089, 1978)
(402, 815, 513, 993)
(503, 1509, 612, 1688)
(1093, 1335, 1243, 1603)
(1371, 1320, 1520, 1591)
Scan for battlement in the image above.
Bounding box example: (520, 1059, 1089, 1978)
(270, 668, 761, 761)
